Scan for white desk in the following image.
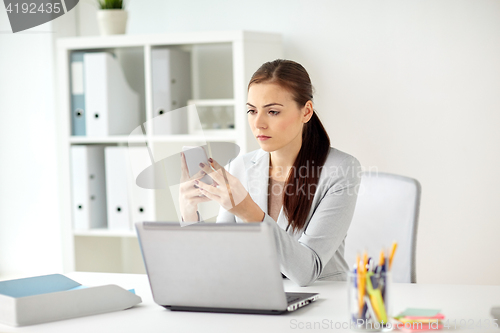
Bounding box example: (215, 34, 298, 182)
(1, 272, 499, 332)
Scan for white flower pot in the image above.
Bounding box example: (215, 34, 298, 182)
(97, 10, 128, 35)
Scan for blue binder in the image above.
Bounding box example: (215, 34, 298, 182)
(70, 51, 86, 136)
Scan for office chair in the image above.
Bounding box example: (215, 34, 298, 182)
(344, 171, 421, 283)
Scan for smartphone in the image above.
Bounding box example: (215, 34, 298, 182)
(182, 146, 214, 185)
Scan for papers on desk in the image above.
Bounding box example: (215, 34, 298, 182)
(0, 274, 142, 327)
(394, 308, 445, 332)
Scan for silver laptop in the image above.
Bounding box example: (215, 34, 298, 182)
(135, 220, 319, 315)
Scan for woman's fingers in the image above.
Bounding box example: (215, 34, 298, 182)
(197, 184, 221, 202)
(198, 162, 224, 185)
(208, 158, 233, 190)
(192, 195, 212, 203)
(181, 178, 203, 194)
(209, 158, 229, 180)
(195, 179, 221, 196)
(209, 158, 224, 171)
(181, 182, 213, 204)
(191, 158, 245, 212)
(196, 179, 235, 209)
(208, 158, 236, 205)
(190, 169, 206, 181)
(180, 152, 190, 181)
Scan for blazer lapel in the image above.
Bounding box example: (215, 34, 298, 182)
(246, 150, 269, 217)
(246, 150, 290, 231)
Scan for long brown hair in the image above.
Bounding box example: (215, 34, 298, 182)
(248, 59, 330, 233)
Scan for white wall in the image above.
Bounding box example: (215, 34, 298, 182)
(75, 0, 500, 285)
(1, 0, 499, 285)
(0, 8, 76, 278)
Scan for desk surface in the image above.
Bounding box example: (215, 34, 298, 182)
(1, 272, 499, 332)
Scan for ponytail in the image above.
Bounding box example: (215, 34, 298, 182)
(283, 111, 330, 232)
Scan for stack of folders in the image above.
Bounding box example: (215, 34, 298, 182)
(70, 146, 107, 230)
(105, 146, 155, 231)
(70, 146, 155, 231)
(151, 48, 191, 135)
(394, 309, 445, 332)
(70, 51, 140, 136)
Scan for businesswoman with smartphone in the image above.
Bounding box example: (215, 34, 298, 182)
(179, 59, 361, 287)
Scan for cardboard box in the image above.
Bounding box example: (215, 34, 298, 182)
(0, 274, 142, 326)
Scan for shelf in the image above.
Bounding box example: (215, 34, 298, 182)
(152, 133, 237, 142)
(188, 99, 235, 106)
(69, 136, 145, 144)
(73, 229, 137, 238)
(58, 30, 283, 273)
(69, 134, 237, 144)
(57, 31, 281, 50)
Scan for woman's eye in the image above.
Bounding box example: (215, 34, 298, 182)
(247, 109, 256, 114)
(269, 110, 279, 115)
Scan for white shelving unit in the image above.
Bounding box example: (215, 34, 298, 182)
(56, 31, 283, 273)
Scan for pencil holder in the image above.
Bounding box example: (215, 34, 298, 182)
(348, 271, 392, 332)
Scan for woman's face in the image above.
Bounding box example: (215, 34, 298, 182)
(247, 82, 311, 153)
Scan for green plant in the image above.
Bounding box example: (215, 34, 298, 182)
(97, 0, 124, 9)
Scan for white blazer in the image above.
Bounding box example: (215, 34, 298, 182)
(216, 147, 362, 287)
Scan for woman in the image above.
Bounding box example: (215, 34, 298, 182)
(179, 59, 361, 287)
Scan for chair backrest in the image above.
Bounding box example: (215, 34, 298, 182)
(344, 171, 421, 283)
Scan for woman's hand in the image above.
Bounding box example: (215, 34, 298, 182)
(179, 152, 212, 222)
(196, 158, 265, 223)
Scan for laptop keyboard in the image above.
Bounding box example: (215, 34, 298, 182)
(286, 294, 302, 304)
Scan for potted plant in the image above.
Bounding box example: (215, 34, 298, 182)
(96, 0, 128, 35)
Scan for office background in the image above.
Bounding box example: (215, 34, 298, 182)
(0, 0, 499, 285)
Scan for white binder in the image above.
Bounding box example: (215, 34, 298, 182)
(70, 146, 107, 230)
(105, 147, 155, 230)
(151, 48, 192, 135)
(127, 146, 155, 224)
(84, 52, 140, 137)
(105, 147, 132, 230)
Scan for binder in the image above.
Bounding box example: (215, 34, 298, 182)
(105, 147, 133, 230)
(84, 52, 140, 137)
(151, 48, 192, 135)
(0, 274, 141, 326)
(70, 51, 86, 136)
(127, 147, 156, 224)
(70, 146, 107, 230)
